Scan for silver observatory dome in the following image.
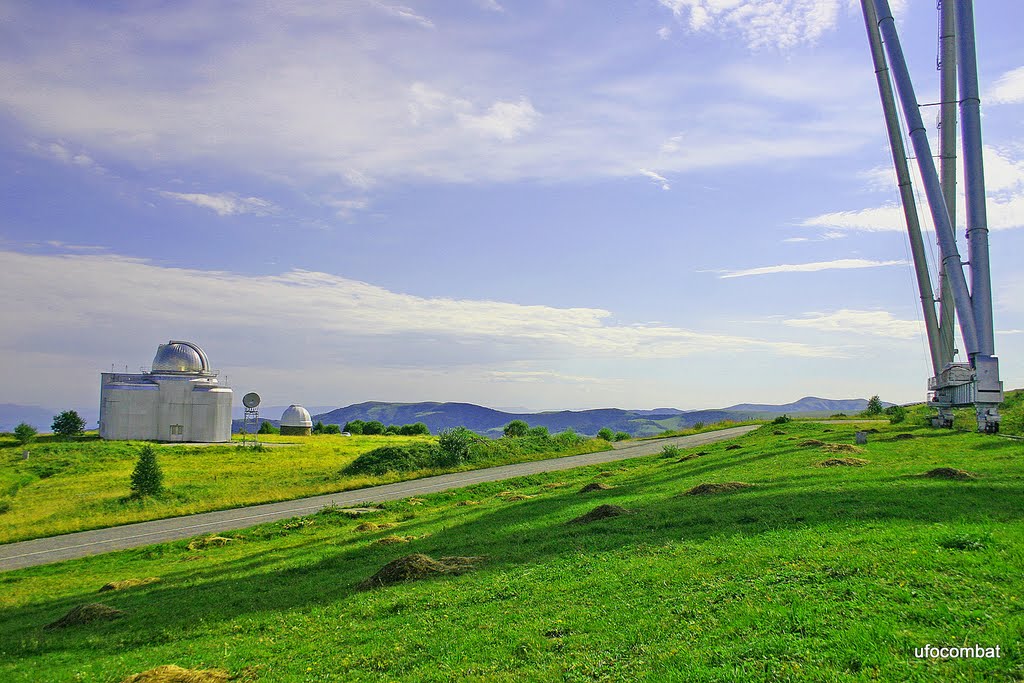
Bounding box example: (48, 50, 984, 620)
(151, 341, 211, 374)
(281, 405, 313, 428)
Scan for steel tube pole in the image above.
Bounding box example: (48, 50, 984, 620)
(955, 0, 995, 357)
(870, 0, 980, 358)
(861, 0, 942, 375)
(937, 0, 957, 367)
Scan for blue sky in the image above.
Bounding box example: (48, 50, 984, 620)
(1, 0, 1023, 413)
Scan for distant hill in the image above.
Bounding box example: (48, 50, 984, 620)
(232, 400, 803, 437)
(722, 396, 894, 415)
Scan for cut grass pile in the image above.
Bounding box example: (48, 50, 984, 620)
(683, 481, 755, 495)
(566, 504, 633, 524)
(818, 457, 870, 467)
(578, 482, 614, 493)
(99, 577, 161, 592)
(920, 467, 977, 480)
(0, 431, 611, 543)
(357, 553, 485, 590)
(1, 419, 1022, 681)
(44, 603, 125, 630)
(120, 664, 233, 683)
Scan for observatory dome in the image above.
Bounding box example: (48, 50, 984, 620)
(281, 405, 313, 427)
(151, 341, 209, 374)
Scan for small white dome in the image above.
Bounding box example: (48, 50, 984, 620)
(151, 341, 209, 374)
(281, 404, 313, 427)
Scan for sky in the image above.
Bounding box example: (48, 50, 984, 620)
(1, 0, 1023, 414)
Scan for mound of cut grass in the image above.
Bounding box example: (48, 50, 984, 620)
(578, 482, 614, 493)
(99, 577, 161, 592)
(821, 444, 864, 454)
(186, 536, 234, 550)
(45, 603, 125, 630)
(358, 553, 485, 590)
(120, 664, 232, 683)
(818, 457, 869, 467)
(354, 522, 397, 532)
(920, 467, 977, 480)
(567, 504, 633, 524)
(684, 482, 755, 495)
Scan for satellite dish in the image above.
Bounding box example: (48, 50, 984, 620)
(242, 392, 261, 409)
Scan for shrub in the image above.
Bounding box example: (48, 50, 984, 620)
(52, 410, 86, 439)
(865, 395, 884, 416)
(343, 420, 365, 435)
(345, 443, 439, 475)
(130, 445, 164, 497)
(886, 405, 907, 424)
(503, 420, 530, 438)
(384, 425, 400, 435)
(362, 421, 385, 435)
(14, 422, 37, 446)
(772, 414, 792, 425)
(661, 445, 683, 458)
(830, 412, 847, 418)
(312, 420, 325, 434)
(528, 426, 549, 438)
(258, 421, 279, 435)
(437, 427, 478, 466)
(613, 431, 631, 441)
(554, 429, 583, 447)
(323, 424, 341, 434)
(597, 427, 615, 441)
(399, 422, 430, 436)
(692, 421, 705, 430)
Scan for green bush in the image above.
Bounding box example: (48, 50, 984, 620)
(362, 421, 385, 435)
(52, 410, 86, 439)
(437, 427, 478, 466)
(345, 443, 439, 475)
(312, 420, 325, 434)
(384, 425, 400, 435)
(343, 420, 364, 435)
(399, 423, 430, 436)
(772, 415, 792, 425)
(885, 405, 907, 424)
(830, 412, 847, 418)
(130, 445, 164, 497)
(596, 427, 615, 441)
(528, 426, 549, 438)
(554, 429, 584, 447)
(323, 424, 341, 434)
(258, 421, 279, 435)
(503, 420, 530, 438)
(613, 431, 631, 441)
(692, 421, 705, 430)
(661, 445, 683, 458)
(14, 422, 37, 446)
(865, 395, 884, 416)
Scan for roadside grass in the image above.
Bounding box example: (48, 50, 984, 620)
(0, 420, 1021, 681)
(0, 432, 610, 544)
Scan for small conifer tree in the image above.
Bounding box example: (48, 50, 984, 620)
(130, 445, 164, 497)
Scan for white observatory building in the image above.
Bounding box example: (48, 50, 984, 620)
(280, 405, 313, 436)
(99, 340, 233, 442)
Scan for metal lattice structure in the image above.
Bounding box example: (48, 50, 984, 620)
(861, 0, 1004, 432)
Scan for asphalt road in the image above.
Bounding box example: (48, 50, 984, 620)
(0, 425, 758, 572)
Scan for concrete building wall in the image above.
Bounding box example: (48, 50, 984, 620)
(99, 371, 232, 443)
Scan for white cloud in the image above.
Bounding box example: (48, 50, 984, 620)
(719, 258, 908, 279)
(658, 0, 842, 50)
(457, 98, 540, 140)
(997, 329, 1024, 335)
(657, 26, 672, 40)
(28, 140, 103, 171)
(327, 197, 370, 219)
(989, 66, 1024, 105)
(374, 2, 434, 28)
(784, 309, 923, 339)
(0, 250, 841, 371)
(157, 191, 276, 216)
(475, 0, 504, 12)
(640, 169, 671, 190)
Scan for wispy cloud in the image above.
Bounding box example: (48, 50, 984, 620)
(373, 2, 434, 28)
(719, 258, 908, 279)
(658, 0, 842, 50)
(639, 169, 671, 190)
(784, 309, 923, 339)
(457, 98, 540, 140)
(0, 249, 841, 368)
(989, 65, 1024, 104)
(157, 191, 276, 216)
(28, 140, 103, 172)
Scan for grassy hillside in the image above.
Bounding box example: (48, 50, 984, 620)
(0, 432, 610, 544)
(1, 419, 1020, 681)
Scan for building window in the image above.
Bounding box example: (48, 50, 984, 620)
(170, 424, 184, 436)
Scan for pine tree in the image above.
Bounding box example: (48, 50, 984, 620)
(130, 445, 164, 497)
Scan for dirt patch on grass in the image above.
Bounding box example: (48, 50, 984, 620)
(724, 444, 743, 450)
(502, 494, 536, 502)
(567, 504, 633, 524)
(45, 603, 125, 630)
(358, 553, 485, 590)
(821, 444, 864, 454)
(684, 482, 755, 496)
(772, 430, 786, 436)
(120, 664, 232, 683)
(675, 453, 703, 462)
(894, 433, 916, 440)
(99, 577, 161, 592)
(456, 500, 481, 506)
(799, 440, 825, 447)
(818, 457, 869, 467)
(354, 522, 398, 532)
(186, 536, 234, 550)
(921, 467, 977, 480)
(579, 482, 614, 493)
(543, 482, 569, 489)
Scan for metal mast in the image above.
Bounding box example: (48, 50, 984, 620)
(863, 0, 1003, 432)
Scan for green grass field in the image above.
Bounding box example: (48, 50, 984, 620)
(0, 433, 611, 544)
(1, 417, 1021, 681)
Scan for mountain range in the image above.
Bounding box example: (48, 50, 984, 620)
(229, 396, 886, 437)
